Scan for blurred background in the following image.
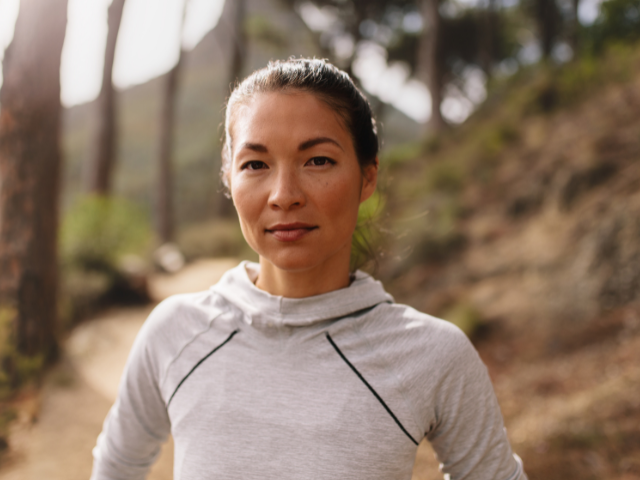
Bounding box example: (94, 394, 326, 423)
(0, 0, 639, 478)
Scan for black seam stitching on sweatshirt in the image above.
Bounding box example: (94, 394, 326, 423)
(325, 332, 419, 446)
(166, 329, 239, 408)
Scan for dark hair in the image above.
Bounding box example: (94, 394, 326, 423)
(221, 57, 379, 189)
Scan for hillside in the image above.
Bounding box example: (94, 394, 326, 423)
(382, 46, 640, 479)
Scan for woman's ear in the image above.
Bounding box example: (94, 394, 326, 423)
(360, 158, 379, 203)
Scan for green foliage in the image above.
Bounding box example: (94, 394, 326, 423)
(0, 306, 15, 398)
(60, 196, 152, 272)
(385, 2, 520, 79)
(358, 190, 385, 224)
(59, 196, 153, 326)
(520, 68, 561, 114)
(584, 0, 640, 54)
(58, 269, 112, 330)
(443, 302, 483, 337)
(551, 58, 600, 106)
(0, 308, 13, 360)
(379, 142, 424, 168)
(245, 15, 288, 49)
(395, 197, 466, 272)
(351, 191, 385, 273)
(488, 45, 639, 118)
(425, 162, 465, 193)
(177, 219, 256, 261)
(468, 120, 520, 179)
(423, 135, 442, 155)
(0, 306, 44, 398)
(538, 51, 637, 111)
(550, 46, 636, 109)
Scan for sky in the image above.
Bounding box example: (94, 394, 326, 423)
(0, 0, 224, 107)
(0, 0, 608, 122)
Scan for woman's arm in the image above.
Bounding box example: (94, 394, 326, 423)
(425, 327, 527, 480)
(90, 313, 172, 480)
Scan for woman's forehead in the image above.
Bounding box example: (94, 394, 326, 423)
(235, 91, 337, 121)
(230, 91, 352, 147)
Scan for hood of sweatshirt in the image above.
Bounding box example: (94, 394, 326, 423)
(211, 261, 394, 328)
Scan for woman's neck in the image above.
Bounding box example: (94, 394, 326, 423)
(255, 254, 352, 298)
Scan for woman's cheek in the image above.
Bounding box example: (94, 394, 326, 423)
(235, 178, 269, 229)
(232, 174, 256, 209)
(325, 174, 361, 220)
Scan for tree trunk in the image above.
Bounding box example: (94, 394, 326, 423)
(86, 0, 127, 195)
(217, 0, 246, 218)
(342, 8, 364, 82)
(419, 0, 446, 132)
(229, 0, 246, 90)
(480, 0, 496, 79)
(536, 0, 559, 59)
(570, 0, 581, 56)
(0, 0, 68, 367)
(157, 60, 181, 244)
(157, 0, 191, 244)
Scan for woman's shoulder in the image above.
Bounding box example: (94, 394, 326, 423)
(366, 302, 469, 343)
(127, 289, 240, 388)
(136, 289, 238, 350)
(347, 301, 479, 369)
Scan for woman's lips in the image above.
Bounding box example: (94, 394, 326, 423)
(266, 223, 318, 242)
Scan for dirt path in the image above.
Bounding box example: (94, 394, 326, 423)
(0, 258, 238, 480)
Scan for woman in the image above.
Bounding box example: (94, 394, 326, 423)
(91, 58, 527, 480)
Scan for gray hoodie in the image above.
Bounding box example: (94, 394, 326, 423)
(91, 261, 527, 480)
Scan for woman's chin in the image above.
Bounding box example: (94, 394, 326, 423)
(260, 253, 321, 273)
(255, 238, 352, 276)
(258, 245, 346, 274)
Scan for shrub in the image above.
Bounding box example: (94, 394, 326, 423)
(443, 301, 483, 337)
(392, 197, 466, 275)
(379, 142, 424, 168)
(425, 162, 465, 193)
(59, 196, 153, 325)
(60, 196, 152, 272)
(0, 306, 43, 397)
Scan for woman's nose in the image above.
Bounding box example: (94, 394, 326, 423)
(268, 168, 306, 211)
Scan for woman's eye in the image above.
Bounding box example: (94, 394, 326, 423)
(307, 157, 334, 166)
(241, 160, 267, 170)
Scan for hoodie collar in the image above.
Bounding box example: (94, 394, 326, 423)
(211, 261, 393, 328)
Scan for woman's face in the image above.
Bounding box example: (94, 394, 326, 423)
(228, 91, 377, 276)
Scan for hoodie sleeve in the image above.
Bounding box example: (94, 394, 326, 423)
(90, 307, 172, 480)
(424, 324, 527, 480)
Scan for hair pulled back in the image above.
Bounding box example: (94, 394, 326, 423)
(221, 58, 379, 189)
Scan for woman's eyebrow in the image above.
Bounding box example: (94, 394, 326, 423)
(299, 137, 344, 152)
(240, 142, 268, 153)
